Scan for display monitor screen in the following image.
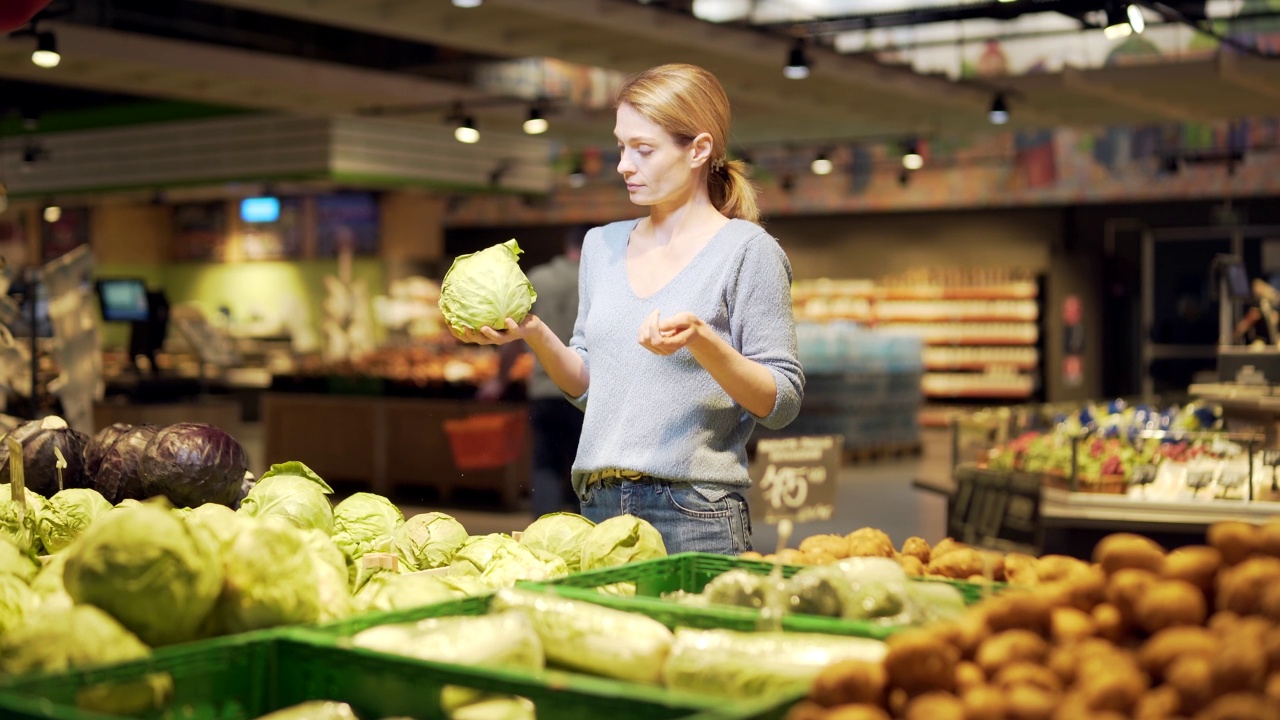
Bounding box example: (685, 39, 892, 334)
(240, 196, 281, 223)
(97, 279, 150, 322)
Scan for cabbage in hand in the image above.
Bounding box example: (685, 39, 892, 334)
(439, 240, 537, 333)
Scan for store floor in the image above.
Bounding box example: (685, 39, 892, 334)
(240, 423, 948, 549)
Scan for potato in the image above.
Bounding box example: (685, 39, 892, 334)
(775, 548, 806, 565)
(1051, 607, 1097, 644)
(1211, 641, 1268, 695)
(902, 536, 931, 564)
(810, 660, 887, 708)
(1094, 533, 1165, 575)
(1075, 666, 1148, 713)
(1166, 655, 1214, 714)
(961, 685, 1006, 720)
(739, 551, 765, 561)
(992, 662, 1063, 694)
(1047, 646, 1081, 685)
(1004, 553, 1040, 586)
(784, 700, 827, 720)
(976, 630, 1049, 675)
(1209, 610, 1242, 634)
(929, 549, 988, 579)
(1133, 685, 1181, 720)
(1004, 685, 1056, 720)
(1160, 545, 1222, 595)
(942, 613, 992, 660)
(901, 555, 925, 577)
(984, 591, 1053, 634)
(933, 537, 966, 560)
(1194, 692, 1280, 720)
(846, 528, 896, 558)
(1265, 627, 1280, 675)
(1138, 626, 1219, 679)
(800, 534, 851, 560)
(905, 692, 966, 720)
(983, 551, 1007, 582)
(1057, 567, 1108, 612)
(1260, 521, 1280, 559)
(1036, 555, 1090, 582)
(1266, 672, 1280, 703)
(1136, 579, 1208, 634)
(824, 704, 893, 720)
(801, 549, 839, 566)
(1092, 602, 1127, 643)
(1207, 521, 1261, 566)
(885, 630, 960, 695)
(1106, 568, 1158, 624)
(888, 688, 910, 717)
(1261, 583, 1280, 622)
(954, 661, 985, 692)
(1216, 556, 1280, 615)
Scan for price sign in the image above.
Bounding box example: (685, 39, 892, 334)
(1186, 468, 1216, 492)
(948, 466, 1042, 555)
(1130, 465, 1158, 488)
(1217, 469, 1249, 491)
(1262, 450, 1280, 468)
(749, 435, 841, 525)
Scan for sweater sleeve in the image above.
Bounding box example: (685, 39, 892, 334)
(730, 234, 804, 430)
(563, 226, 602, 410)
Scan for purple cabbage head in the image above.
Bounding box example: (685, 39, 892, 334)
(85, 423, 133, 480)
(99, 425, 159, 504)
(0, 417, 90, 497)
(139, 423, 249, 509)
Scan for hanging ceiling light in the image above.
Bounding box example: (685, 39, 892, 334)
(43, 205, 62, 223)
(31, 30, 59, 68)
(901, 139, 923, 171)
(988, 93, 1010, 125)
(811, 153, 833, 176)
(784, 38, 810, 80)
(452, 0, 482, 7)
(454, 115, 480, 144)
(523, 105, 548, 135)
(1104, 4, 1145, 39)
(691, 0, 751, 23)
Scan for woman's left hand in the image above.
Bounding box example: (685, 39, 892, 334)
(638, 310, 706, 356)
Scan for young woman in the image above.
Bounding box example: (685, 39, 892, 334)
(454, 63, 804, 555)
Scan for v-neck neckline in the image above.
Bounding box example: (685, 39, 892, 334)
(623, 218, 735, 302)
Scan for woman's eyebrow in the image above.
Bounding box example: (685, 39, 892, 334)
(614, 134, 658, 143)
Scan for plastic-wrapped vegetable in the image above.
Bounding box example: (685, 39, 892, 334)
(0, 417, 90, 496)
(492, 588, 673, 684)
(785, 567, 846, 618)
(254, 702, 359, 720)
(662, 628, 887, 699)
(451, 698, 536, 720)
(905, 580, 968, 623)
(703, 569, 770, 610)
(829, 557, 911, 621)
(138, 423, 249, 508)
(352, 610, 545, 671)
(353, 572, 461, 614)
(100, 425, 158, 504)
(37, 487, 112, 554)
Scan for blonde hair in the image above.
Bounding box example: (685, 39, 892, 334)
(616, 63, 759, 224)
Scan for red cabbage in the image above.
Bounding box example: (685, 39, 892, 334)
(0, 417, 90, 496)
(139, 423, 249, 508)
(85, 423, 132, 480)
(99, 425, 159, 504)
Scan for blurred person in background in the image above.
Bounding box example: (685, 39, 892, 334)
(480, 227, 587, 517)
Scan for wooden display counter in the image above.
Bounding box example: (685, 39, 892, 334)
(261, 393, 529, 509)
(94, 399, 243, 435)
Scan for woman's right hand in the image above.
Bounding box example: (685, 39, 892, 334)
(450, 315, 540, 346)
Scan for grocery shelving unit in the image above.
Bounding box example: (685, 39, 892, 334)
(793, 270, 1045, 429)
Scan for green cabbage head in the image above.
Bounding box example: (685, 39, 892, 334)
(0, 533, 39, 583)
(0, 605, 173, 714)
(184, 502, 251, 548)
(29, 552, 73, 611)
(393, 512, 469, 571)
(0, 573, 38, 635)
(450, 534, 525, 576)
(0, 483, 46, 555)
(519, 512, 595, 572)
(439, 240, 538, 332)
(63, 504, 224, 647)
(581, 514, 667, 571)
(353, 572, 462, 614)
(239, 461, 334, 534)
(332, 493, 404, 561)
(38, 488, 112, 554)
(211, 519, 322, 634)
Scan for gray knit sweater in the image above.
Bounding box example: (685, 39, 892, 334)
(566, 218, 804, 494)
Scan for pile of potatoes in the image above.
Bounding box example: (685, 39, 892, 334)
(743, 527, 1054, 583)
(785, 520, 1280, 720)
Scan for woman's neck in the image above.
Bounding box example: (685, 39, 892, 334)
(645, 188, 724, 245)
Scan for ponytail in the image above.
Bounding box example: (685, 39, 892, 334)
(708, 159, 759, 224)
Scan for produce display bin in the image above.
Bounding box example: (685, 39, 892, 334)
(0, 629, 719, 720)
(681, 692, 805, 720)
(519, 552, 1003, 639)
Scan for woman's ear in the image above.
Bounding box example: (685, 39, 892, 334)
(689, 132, 714, 169)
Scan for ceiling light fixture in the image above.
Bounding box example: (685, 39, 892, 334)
(451, 0, 482, 7)
(901, 139, 923, 171)
(691, 0, 752, 23)
(43, 205, 62, 223)
(784, 38, 810, 80)
(1104, 3, 1144, 39)
(811, 153, 833, 176)
(523, 105, 548, 135)
(454, 115, 479, 144)
(31, 30, 59, 68)
(568, 159, 587, 189)
(988, 93, 1010, 125)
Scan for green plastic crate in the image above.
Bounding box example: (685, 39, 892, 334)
(682, 692, 805, 720)
(0, 629, 718, 720)
(519, 552, 1003, 639)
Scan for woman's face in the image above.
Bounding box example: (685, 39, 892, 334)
(614, 102, 705, 208)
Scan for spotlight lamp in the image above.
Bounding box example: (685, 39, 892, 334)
(989, 93, 1010, 125)
(31, 31, 59, 69)
(811, 153, 833, 176)
(1104, 3, 1145, 39)
(901, 139, 923, 171)
(523, 105, 548, 135)
(452, 0, 482, 7)
(784, 38, 810, 80)
(454, 115, 479, 144)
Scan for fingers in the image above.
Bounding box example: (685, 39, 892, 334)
(505, 317, 520, 333)
(656, 312, 696, 333)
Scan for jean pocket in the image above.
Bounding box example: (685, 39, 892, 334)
(664, 482, 733, 518)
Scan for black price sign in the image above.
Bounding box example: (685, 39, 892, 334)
(947, 466, 1042, 555)
(1130, 465, 1158, 487)
(1262, 450, 1280, 467)
(749, 435, 841, 525)
(1186, 468, 1215, 491)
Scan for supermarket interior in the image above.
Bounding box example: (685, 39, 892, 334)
(3, 1, 1280, 719)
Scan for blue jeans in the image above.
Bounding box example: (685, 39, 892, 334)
(578, 479, 753, 555)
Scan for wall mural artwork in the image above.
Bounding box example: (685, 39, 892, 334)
(444, 114, 1280, 228)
